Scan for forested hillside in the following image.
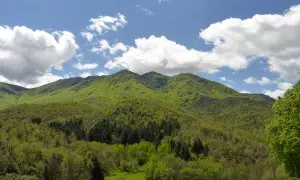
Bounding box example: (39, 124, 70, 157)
(0, 70, 288, 179)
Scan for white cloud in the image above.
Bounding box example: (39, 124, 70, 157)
(264, 82, 293, 99)
(0, 73, 62, 88)
(244, 77, 256, 84)
(220, 76, 234, 83)
(81, 32, 94, 42)
(224, 83, 233, 88)
(73, 62, 98, 70)
(220, 77, 227, 81)
(102, 5, 300, 79)
(264, 89, 286, 99)
(136, 5, 155, 16)
(244, 76, 273, 85)
(63, 72, 74, 79)
(277, 82, 293, 90)
(92, 40, 129, 55)
(80, 72, 92, 78)
(158, 0, 172, 4)
(240, 90, 251, 94)
(96, 71, 109, 76)
(258, 77, 272, 85)
(219, 76, 235, 88)
(75, 53, 84, 61)
(85, 13, 127, 35)
(79, 71, 109, 78)
(200, 4, 300, 80)
(0, 26, 78, 85)
(105, 36, 221, 74)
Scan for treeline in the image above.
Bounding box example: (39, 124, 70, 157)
(46, 116, 206, 161)
(87, 118, 180, 146)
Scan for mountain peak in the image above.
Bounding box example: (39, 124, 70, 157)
(140, 71, 169, 89)
(114, 69, 137, 75)
(142, 71, 167, 78)
(175, 73, 203, 79)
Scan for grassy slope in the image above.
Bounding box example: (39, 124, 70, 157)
(0, 82, 28, 109)
(0, 70, 274, 129)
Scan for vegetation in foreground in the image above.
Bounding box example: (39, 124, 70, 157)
(266, 81, 300, 178)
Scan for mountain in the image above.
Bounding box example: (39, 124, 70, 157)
(0, 82, 27, 95)
(0, 70, 274, 129)
(0, 70, 282, 179)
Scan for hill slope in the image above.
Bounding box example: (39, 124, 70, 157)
(0, 70, 274, 129)
(0, 70, 283, 179)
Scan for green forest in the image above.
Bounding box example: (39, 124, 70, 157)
(0, 70, 298, 180)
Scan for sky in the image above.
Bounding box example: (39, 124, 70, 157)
(0, 0, 300, 98)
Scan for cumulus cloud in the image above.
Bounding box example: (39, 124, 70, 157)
(277, 82, 293, 90)
(220, 76, 234, 84)
(96, 71, 109, 76)
(244, 77, 256, 84)
(0, 73, 62, 88)
(220, 77, 227, 81)
(224, 83, 233, 88)
(81, 32, 94, 42)
(240, 90, 251, 94)
(105, 36, 221, 74)
(0, 26, 78, 85)
(200, 4, 300, 80)
(80, 72, 92, 78)
(101, 5, 300, 79)
(84, 13, 127, 35)
(73, 62, 98, 70)
(244, 77, 273, 85)
(136, 5, 155, 16)
(91, 40, 129, 55)
(264, 82, 293, 99)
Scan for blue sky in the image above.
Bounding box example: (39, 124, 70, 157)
(0, 0, 299, 98)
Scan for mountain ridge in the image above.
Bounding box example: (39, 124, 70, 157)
(0, 70, 273, 99)
(0, 70, 274, 130)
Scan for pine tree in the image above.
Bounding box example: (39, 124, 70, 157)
(191, 138, 205, 156)
(91, 156, 104, 180)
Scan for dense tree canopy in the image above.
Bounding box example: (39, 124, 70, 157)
(266, 81, 300, 177)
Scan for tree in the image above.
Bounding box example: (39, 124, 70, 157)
(91, 156, 104, 180)
(170, 140, 191, 161)
(266, 81, 300, 177)
(191, 138, 204, 156)
(44, 154, 63, 180)
(127, 130, 140, 144)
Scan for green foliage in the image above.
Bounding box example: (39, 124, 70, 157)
(0, 70, 273, 132)
(0, 70, 290, 179)
(266, 82, 300, 177)
(146, 155, 225, 180)
(170, 139, 191, 160)
(146, 156, 175, 180)
(48, 117, 86, 140)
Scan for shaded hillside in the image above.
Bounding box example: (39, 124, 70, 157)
(0, 82, 27, 95)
